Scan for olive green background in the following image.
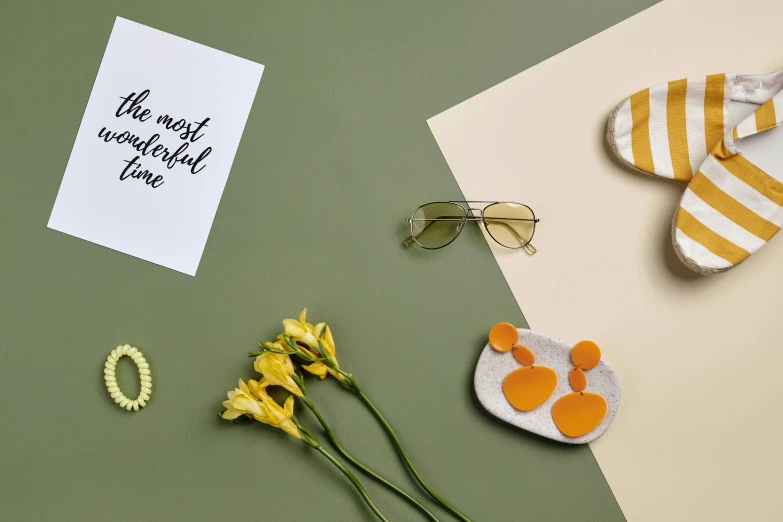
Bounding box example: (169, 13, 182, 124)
(0, 1, 655, 520)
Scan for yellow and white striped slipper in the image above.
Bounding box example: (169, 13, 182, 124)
(673, 89, 783, 274)
(607, 67, 783, 181)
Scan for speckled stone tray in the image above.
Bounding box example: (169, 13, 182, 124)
(474, 328, 621, 444)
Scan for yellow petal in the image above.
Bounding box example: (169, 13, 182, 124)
(260, 397, 287, 425)
(280, 420, 301, 439)
(221, 409, 244, 420)
(232, 396, 263, 415)
(252, 413, 272, 424)
(314, 322, 325, 338)
(303, 332, 318, 348)
(322, 326, 336, 355)
(303, 361, 328, 379)
(238, 379, 250, 395)
(283, 320, 307, 339)
(299, 308, 307, 324)
(284, 395, 295, 416)
(282, 354, 294, 375)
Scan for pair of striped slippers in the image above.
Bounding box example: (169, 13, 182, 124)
(607, 67, 783, 274)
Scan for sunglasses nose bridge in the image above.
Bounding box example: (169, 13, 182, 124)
(466, 208, 486, 227)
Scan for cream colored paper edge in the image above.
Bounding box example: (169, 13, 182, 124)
(428, 1, 783, 520)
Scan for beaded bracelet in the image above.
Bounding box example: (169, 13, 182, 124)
(104, 344, 152, 411)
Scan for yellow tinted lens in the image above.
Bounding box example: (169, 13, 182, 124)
(411, 203, 465, 248)
(483, 203, 535, 248)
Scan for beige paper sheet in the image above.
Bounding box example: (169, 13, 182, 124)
(429, 1, 783, 520)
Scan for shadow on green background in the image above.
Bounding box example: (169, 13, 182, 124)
(0, 1, 657, 519)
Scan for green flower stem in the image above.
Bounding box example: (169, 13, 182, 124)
(301, 396, 440, 522)
(349, 378, 472, 522)
(296, 423, 390, 522)
(314, 444, 391, 522)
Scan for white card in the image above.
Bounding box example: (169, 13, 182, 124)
(48, 17, 264, 276)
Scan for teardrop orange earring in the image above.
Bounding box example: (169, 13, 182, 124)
(551, 341, 608, 437)
(489, 322, 557, 411)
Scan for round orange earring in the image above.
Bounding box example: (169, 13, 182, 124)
(551, 341, 608, 437)
(489, 322, 557, 411)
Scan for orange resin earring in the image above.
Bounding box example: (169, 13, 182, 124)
(489, 322, 557, 411)
(551, 341, 607, 437)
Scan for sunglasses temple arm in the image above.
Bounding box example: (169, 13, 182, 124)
(483, 218, 537, 255)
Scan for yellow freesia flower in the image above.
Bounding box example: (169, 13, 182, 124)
(254, 351, 303, 397)
(221, 379, 264, 420)
(303, 325, 343, 381)
(282, 308, 325, 350)
(247, 379, 300, 439)
(221, 379, 300, 439)
(276, 309, 344, 381)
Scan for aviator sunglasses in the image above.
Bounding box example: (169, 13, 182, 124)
(404, 201, 539, 253)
